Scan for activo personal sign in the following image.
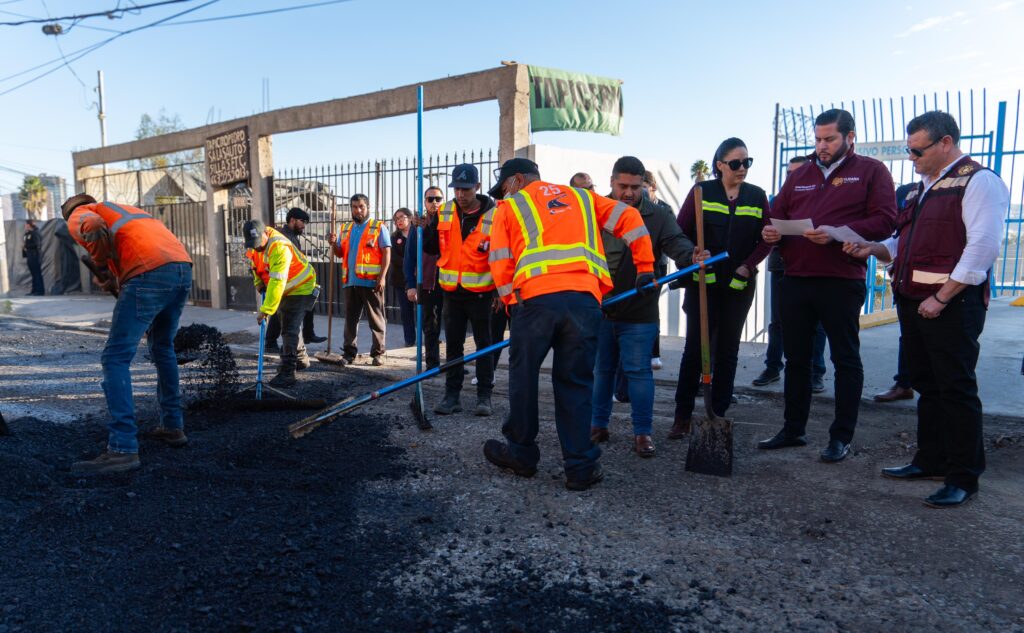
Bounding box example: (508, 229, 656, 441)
(206, 127, 250, 187)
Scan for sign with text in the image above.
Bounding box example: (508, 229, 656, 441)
(856, 140, 909, 162)
(205, 127, 250, 187)
(528, 66, 623, 136)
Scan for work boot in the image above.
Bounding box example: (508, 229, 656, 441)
(434, 391, 462, 415)
(752, 369, 780, 386)
(474, 393, 493, 417)
(71, 450, 140, 474)
(143, 426, 188, 447)
(371, 355, 384, 367)
(297, 356, 312, 371)
(483, 439, 536, 478)
(269, 369, 297, 388)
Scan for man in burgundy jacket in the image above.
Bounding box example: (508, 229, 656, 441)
(760, 109, 897, 463)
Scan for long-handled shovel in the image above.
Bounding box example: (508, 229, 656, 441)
(685, 185, 734, 477)
(409, 85, 431, 430)
(315, 195, 346, 366)
(289, 253, 729, 439)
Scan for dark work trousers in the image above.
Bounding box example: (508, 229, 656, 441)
(26, 251, 45, 295)
(342, 285, 386, 359)
(892, 300, 911, 388)
(397, 291, 416, 347)
(490, 302, 509, 368)
(503, 291, 602, 480)
(267, 309, 318, 344)
(765, 270, 827, 377)
(675, 281, 755, 418)
(899, 287, 986, 492)
(277, 293, 315, 373)
(780, 277, 866, 443)
(420, 289, 444, 369)
(443, 291, 494, 396)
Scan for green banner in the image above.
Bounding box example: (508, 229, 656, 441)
(528, 66, 623, 136)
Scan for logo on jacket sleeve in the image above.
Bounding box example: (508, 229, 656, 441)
(957, 164, 975, 176)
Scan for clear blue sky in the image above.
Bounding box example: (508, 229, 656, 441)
(0, 0, 1021, 196)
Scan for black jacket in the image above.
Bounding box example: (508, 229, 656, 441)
(602, 195, 695, 323)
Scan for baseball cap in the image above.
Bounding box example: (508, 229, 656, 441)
(242, 219, 266, 249)
(286, 207, 310, 223)
(487, 158, 540, 199)
(449, 163, 480, 189)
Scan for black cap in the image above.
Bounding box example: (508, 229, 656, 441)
(449, 163, 480, 188)
(286, 207, 310, 223)
(487, 158, 540, 199)
(242, 219, 266, 249)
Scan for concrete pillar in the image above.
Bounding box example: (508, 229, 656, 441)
(498, 64, 531, 163)
(249, 133, 274, 223)
(205, 185, 228, 309)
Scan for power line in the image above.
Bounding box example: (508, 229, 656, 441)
(0, 0, 220, 98)
(0, 0, 192, 26)
(150, 0, 354, 27)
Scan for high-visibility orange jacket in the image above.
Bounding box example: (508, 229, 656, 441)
(437, 200, 497, 293)
(67, 201, 191, 283)
(488, 181, 654, 305)
(331, 219, 385, 283)
(246, 227, 317, 315)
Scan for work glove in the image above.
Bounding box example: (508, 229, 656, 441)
(635, 272, 657, 296)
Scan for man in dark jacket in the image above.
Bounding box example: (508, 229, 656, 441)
(405, 187, 445, 370)
(23, 219, 45, 295)
(590, 156, 703, 457)
(266, 207, 326, 352)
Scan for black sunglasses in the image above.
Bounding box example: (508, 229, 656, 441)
(426, 196, 443, 202)
(905, 138, 942, 158)
(721, 158, 754, 170)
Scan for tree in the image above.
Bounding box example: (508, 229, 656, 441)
(690, 160, 710, 183)
(131, 109, 202, 170)
(18, 176, 48, 220)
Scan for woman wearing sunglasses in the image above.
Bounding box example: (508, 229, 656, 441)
(669, 137, 773, 438)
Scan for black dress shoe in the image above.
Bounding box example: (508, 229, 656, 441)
(305, 334, 327, 344)
(924, 484, 975, 508)
(882, 464, 945, 481)
(757, 430, 807, 450)
(565, 464, 604, 491)
(483, 440, 536, 478)
(820, 439, 850, 463)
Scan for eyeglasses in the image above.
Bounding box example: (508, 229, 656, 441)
(721, 158, 754, 170)
(426, 196, 442, 203)
(905, 139, 941, 158)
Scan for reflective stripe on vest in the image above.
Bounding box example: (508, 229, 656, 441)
(506, 188, 609, 283)
(729, 276, 748, 290)
(735, 205, 763, 219)
(266, 235, 315, 292)
(702, 201, 730, 215)
(104, 201, 153, 237)
(692, 271, 718, 284)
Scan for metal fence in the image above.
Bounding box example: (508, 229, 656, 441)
(274, 150, 500, 322)
(774, 89, 1024, 316)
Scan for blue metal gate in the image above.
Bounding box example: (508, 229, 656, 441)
(774, 89, 1024, 312)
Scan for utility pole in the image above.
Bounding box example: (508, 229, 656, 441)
(97, 70, 108, 201)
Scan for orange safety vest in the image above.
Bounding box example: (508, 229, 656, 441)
(68, 201, 191, 283)
(335, 219, 384, 283)
(488, 181, 654, 305)
(437, 201, 496, 293)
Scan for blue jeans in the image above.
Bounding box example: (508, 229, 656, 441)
(503, 292, 602, 480)
(592, 320, 659, 435)
(101, 263, 192, 453)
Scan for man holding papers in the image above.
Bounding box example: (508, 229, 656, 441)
(760, 109, 896, 463)
(843, 111, 1008, 507)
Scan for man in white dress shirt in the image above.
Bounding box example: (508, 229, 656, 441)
(843, 110, 1009, 508)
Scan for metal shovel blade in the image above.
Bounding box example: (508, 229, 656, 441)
(685, 415, 734, 477)
(410, 385, 431, 431)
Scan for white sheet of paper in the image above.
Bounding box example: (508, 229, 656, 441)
(820, 225, 866, 244)
(770, 218, 815, 235)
